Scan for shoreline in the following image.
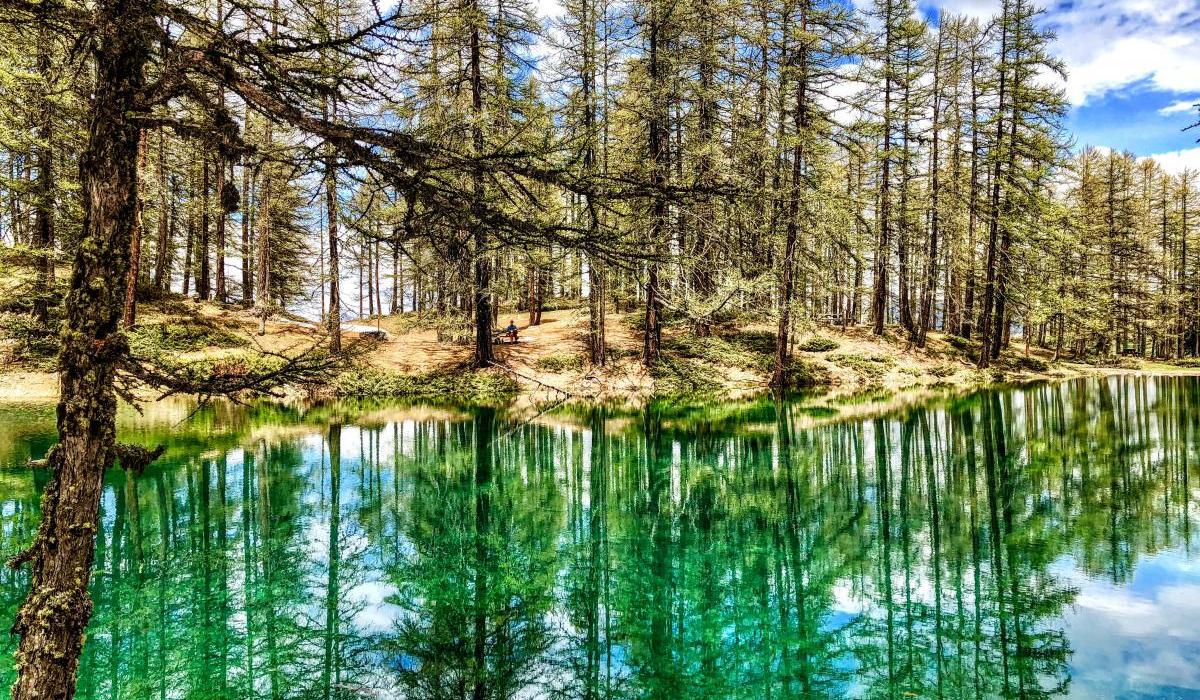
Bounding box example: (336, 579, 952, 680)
(7, 299, 1200, 407)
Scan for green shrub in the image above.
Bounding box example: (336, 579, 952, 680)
(931, 362, 959, 378)
(0, 313, 59, 369)
(651, 356, 718, 398)
(535, 353, 585, 372)
(332, 366, 518, 403)
(725, 329, 776, 355)
(781, 358, 833, 391)
(946, 335, 979, 355)
(129, 320, 248, 355)
(1004, 355, 1049, 372)
(797, 336, 839, 353)
(664, 333, 772, 372)
(828, 352, 894, 378)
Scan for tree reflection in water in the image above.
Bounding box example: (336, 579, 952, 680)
(2, 375, 1200, 698)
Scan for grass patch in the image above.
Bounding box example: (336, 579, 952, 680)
(650, 355, 726, 399)
(781, 358, 833, 391)
(664, 332, 772, 372)
(796, 336, 839, 353)
(129, 320, 248, 355)
(332, 366, 518, 403)
(0, 313, 59, 370)
(535, 353, 585, 372)
(828, 352, 894, 379)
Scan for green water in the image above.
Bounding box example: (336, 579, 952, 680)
(1, 376, 1199, 699)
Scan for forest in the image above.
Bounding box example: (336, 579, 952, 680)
(0, 0, 1198, 695)
(1, 0, 1198, 385)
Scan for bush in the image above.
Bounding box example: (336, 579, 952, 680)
(0, 313, 59, 369)
(650, 355, 723, 398)
(664, 333, 772, 372)
(946, 335, 979, 355)
(1004, 355, 1049, 372)
(797, 335, 839, 353)
(128, 320, 248, 355)
(332, 366, 518, 403)
(828, 352, 894, 378)
(535, 353, 585, 372)
(930, 362, 959, 378)
(725, 329, 776, 355)
(781, 358, 833, 391)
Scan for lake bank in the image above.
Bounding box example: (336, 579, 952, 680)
(5, 296, 1200, 406)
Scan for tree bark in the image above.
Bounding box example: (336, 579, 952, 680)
(123, 130, 148, 328)
(8, 0, 155, 695)
(31, 12, 56, 325)
(470, 0, 493, 368)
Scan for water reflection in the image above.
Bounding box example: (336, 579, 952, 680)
(2, 376, 1200, 698)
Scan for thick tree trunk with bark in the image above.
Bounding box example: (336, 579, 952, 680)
(8, 1, 156, 696)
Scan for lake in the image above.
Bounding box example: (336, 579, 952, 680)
(2, 375, 1199, 699)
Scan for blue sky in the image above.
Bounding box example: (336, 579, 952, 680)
(922, 0, 1200, 172)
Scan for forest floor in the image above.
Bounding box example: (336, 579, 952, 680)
(7, 292, 1200, 407)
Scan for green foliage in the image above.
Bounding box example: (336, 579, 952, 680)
(534, 353, 585, 372)
(797, 336, 840, 353)
(128, 320, 248, 355)
(332, 366, 518, 403)
(781, 358, 833, 391)
(1001, 355, 1050, 373)
(650, 355, 726, 399)
(0, 313, 58, 370)
(828, 352, 895, 379)
(664, 333, 772, 372)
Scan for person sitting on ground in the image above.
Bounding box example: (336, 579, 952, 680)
(506, 320, 519, 343)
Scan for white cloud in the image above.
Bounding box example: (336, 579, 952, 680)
(1161, 99, 1200, 116)
(1146, 146, 1200, 175)
(1047, 1, 1200, 105)
(927, 0, 1200, 107)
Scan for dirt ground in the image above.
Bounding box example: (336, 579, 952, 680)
(6, 297, 1197, 405)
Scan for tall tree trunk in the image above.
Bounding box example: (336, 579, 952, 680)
(976, 0, 1009, 368)
(642, 0, 666, 365)
(918, 20, 945, 348)
(871, 0, 896, 336)
(8, 0, 154, 695)
(197, 157, 211, 300)
(468, 0, 492, 368)
(772, 2, 811, 389)
(325, 96, 342, 352)
(215, 159, 227, 303)
(242, 151, 254, 307)
(257, 145, 271, 335)
(961, 42, 982, 340)
(989, 1, 1022, 362)
(123, 131, 148, 327)
(31, 13, 55, 325)
(153, 128, 171, 290)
